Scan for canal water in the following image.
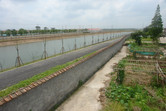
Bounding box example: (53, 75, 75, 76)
(0, 32, 129, 70)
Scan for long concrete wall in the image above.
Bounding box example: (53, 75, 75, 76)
(0, 36, 127, 111)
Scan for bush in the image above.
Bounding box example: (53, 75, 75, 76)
(131, 31, 143, 46)
(116, 60, 126, 84)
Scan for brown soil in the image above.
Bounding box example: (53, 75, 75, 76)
(124, 66, 153, 86)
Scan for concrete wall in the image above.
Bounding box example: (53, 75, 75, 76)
(0, 37, 126, 111)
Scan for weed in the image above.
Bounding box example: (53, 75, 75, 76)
(116, 60, 126, 84)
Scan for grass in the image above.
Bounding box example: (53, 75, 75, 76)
(0, 51, 96, 98)
(141, 37, 153, 41)
(129, 43, 159, 51)
(102, 102, 125, 111)
(126, 37, 152, 43)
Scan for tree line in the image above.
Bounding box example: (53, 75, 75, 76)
(131, 4, 164, 45)
(0, 26, 88, 37)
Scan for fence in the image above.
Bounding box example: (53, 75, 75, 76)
(0, 35, 128, 111)
(0, 32, 130, 71)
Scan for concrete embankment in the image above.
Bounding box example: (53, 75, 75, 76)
(57, 46, 127, 111)
(0, 36, 128, 111)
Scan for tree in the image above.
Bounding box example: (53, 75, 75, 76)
(149, 4, 163, 42)
(35, 26, 41, 31)
(131, 31, 143, 46)
(18, 28, 27, 36)
(0, 31, 4, 36)
(11, 29, 17, 36)
(5, 29, 12, 36)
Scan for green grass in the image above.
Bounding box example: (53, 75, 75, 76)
(126, 37, 152, 43)
(141, 37, 153, 41)
(129, 42, 159, 51)
(0, 51, 96, 98)
(101, 102, 125, 111)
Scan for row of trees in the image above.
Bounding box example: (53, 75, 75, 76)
(0, 27, 85, 37)
(131, 4, 163, 45)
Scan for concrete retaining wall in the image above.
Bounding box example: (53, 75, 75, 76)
(0, 37, 127, 111)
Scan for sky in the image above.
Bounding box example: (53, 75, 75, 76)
(0, 0, 166, 30)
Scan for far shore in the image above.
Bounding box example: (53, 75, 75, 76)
(0, 31, 127, 47)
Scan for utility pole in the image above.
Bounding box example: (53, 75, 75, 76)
(103, 33, 104, 42)
(74, 38, 77, 50)
(0, 62, 2, 71)
(61, 37, 65, 53)
(41, 37, 48, 59)
(110, 33, 111, 40)
(92, 35, 94, 45)
(84, 34, 86, 47)
(61, 26, 65, 54)
(15, 40, 23, 66)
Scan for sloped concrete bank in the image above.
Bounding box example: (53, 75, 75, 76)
(0, 36, 128, 111)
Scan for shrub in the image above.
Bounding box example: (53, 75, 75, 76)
(116, 60, 126, 84)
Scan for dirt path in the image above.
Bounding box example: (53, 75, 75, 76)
(56, 46, 127, 111)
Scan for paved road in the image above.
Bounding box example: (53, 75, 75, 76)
(0, 38, 120, 90)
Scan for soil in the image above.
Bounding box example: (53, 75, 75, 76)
(56, 46, 127, 111)
(123, 69, 152, 86)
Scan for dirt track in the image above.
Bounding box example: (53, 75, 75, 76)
(56, 46, 127, 111)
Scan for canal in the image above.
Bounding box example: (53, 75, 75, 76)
(0, 32, 130, 70)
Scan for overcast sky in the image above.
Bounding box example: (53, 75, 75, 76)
(0, 0, 166, 30)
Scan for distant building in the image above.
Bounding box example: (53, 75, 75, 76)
(87, 28, 101, 33)
(164, 28, 166, 36)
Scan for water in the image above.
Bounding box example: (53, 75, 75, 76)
(0, 32, 130, 70)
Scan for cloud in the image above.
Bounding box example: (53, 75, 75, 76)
(0, 0, 165, 30)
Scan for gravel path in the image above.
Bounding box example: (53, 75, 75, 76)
(0, 38, 119, 90)
(56, 46, 127, 111)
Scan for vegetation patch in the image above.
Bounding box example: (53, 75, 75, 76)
(105, 82, 161, 111)
(116, 60, 126, 84)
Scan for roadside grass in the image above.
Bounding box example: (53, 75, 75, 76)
(0, 51, 96, 98)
